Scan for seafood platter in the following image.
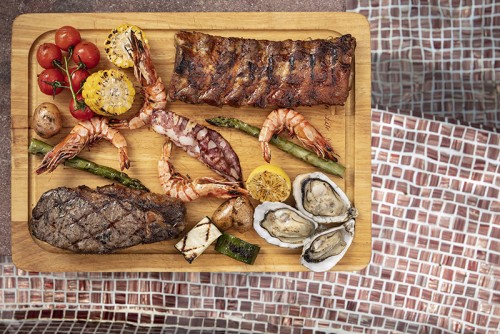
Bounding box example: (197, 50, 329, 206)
(11, 13, 371, 272)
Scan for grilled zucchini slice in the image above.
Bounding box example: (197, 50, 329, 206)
(215, 233, 260, 264)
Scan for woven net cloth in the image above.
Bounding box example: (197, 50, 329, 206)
(348, 0, 500, 130)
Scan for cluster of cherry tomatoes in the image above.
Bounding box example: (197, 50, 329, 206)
(36, 26, 100, 120)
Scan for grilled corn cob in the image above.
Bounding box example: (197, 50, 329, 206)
(82, 69, 135, 116)
(104, 24, 148, 68)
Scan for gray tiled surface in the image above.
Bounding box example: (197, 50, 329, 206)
(348, 0, 500, 130)
(0, 0, 345, 256)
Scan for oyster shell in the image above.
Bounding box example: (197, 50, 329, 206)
(300, 219, 355, 272)
(293, 172, 358, 224)
(253, 202, 318, 248)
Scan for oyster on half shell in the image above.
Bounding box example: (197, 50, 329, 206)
(300, 219, 355, 272)
(293, 172, 358, 224)
(253, 202, 318, 248)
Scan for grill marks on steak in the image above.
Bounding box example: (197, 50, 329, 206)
(29, 184, 186, 253)
(168, 31, 356, 108)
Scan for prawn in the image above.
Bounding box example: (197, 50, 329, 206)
(259, 108, 338, 163)
(111, 30, 167, 130)
(36, 116, 130, 174)
(158, 141, 247, 202)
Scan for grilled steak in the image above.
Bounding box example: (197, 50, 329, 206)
(29, 184, 186, 253)
(168, 31, 356, 108)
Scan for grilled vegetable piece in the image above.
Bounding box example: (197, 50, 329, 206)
(175, 217, 222, 263)
(82, 69, 135, 116)
(104, 24, 148, 68)
(211, 196, 254, 232)
(215, 233, 260, 264)
(31, 102, 62, 139)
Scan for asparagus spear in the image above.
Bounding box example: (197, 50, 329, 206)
(206, 117, 346, 178)
(28, 138, 149, 191)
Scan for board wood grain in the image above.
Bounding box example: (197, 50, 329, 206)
(11, 12, 371, 272)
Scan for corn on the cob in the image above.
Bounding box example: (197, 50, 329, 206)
(82, 69, 135, 116)
(104, 24, 148, 68)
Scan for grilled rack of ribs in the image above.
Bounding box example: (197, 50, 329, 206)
(168, 31, 356, 108)
(29, 184, 186, 254)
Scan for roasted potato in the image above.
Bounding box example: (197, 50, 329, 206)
(212, 196, 254, 232)
(31, 102, 62, 138)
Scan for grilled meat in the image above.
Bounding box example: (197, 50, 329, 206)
(168, 31, 356, 108)
(29, 184, 186, 253)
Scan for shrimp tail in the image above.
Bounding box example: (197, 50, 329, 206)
(104, 124, 130, 171)
(118, 147, 130, 170)
(158, 141, 177, 191)
(107, 118, 130, 130)
(303, 136, 339, 162)
(260, 141, 272, 163)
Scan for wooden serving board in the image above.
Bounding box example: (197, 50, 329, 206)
(11, 12, 371, 272)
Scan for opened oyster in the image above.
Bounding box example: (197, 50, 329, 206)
(301, 219, 355, 272)
(253, 202, 318, 248)
(293, 172, 358, 224)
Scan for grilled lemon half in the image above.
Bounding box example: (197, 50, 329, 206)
(246, 164, 291, 202)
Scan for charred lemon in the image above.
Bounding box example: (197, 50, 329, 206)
(246, 164, 291, 202)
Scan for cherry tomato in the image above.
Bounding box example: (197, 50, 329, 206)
(66, 67, 90, 93)
(55, 26, 81, 51)
(72, 41, 100, 69)
(69, 95, 95, 121)
(36, 43, 63, 69)
(37, 69, 65, 96)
